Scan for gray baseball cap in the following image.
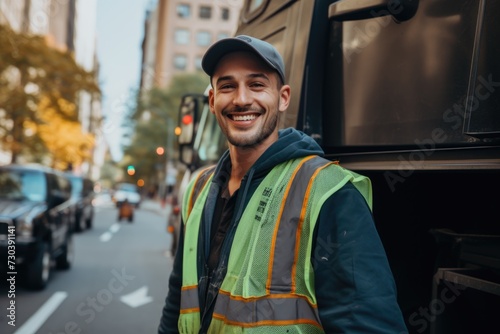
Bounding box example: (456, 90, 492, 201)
(201, 35, 286, 84)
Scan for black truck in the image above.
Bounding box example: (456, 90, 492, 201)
(175, 1, 500, 332)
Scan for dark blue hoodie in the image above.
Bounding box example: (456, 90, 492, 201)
(158, 128, 407, 333)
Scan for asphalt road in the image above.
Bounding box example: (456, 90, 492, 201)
(0, 199, 174, 334)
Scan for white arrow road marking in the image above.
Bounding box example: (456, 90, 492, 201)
(100, 223, 121, 242)
(14, 291, 68, 334)
(120, 286, 153, 308)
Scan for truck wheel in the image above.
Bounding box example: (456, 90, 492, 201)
(56, 234, 74, 270)
(25, 242, 51, 290)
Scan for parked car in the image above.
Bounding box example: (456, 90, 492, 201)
(64, 173, 95, 232)
(112, 182, 141, 208)
(0, 164, 74, 290)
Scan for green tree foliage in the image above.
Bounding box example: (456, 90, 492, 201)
(121, 72, 208, 184)
(0, 24, 100, 164)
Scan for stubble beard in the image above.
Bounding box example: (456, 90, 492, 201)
(225, 106, 280, 149)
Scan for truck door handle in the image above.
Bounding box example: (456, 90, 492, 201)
(329, 0, 419, 22)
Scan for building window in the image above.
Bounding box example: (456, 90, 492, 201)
(177, 4, 190, 18)
(221, 7, 230, 21)
(199, 6, 212, 19)
(249, 0, 265, 12)
(195, 56, 203, 70)
(243, 0, 268, 22)
(174, 55, 188, 70)
(196, 31, 211, 46)
(174, 29, 190, 45)
(217, 32, 230, 41)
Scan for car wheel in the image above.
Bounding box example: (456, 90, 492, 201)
(56, 234, 74, 270)
(85, 210, 94, 229)
(25, 242, 51, 290)
(74, 213, 84, 233)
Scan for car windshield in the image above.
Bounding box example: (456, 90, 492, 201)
(0, 169, 46, 201)
(67, 176, 83, 197)
(116, 183, 138, 193)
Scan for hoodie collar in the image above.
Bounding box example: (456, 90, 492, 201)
(213, 128, 324, 184)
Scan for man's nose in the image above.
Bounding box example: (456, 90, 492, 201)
(232, 87, 252, 107)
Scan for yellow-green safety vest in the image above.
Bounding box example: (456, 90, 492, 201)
(179, 155, 372, 333)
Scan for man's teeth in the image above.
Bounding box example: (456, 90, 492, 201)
(233, 114, 257, 121)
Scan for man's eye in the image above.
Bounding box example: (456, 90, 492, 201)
(250, 82, 265, 88)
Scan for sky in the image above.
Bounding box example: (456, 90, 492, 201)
(96, 0, 156, 162)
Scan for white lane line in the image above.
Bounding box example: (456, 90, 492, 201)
(109, 223, 120, 233)
(14, 291, 68, 334)
(100, 223, 121, 242)
(100, 232, 113, 242)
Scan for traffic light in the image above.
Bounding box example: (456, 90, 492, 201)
(174, 126, 181, 136)
(178, 96, 196, 145)
(127, 165, 135, 176)
(181, 113, 193, 125)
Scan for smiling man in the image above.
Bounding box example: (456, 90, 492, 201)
(158, 35, 407, 334)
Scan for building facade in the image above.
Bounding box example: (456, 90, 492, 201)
(0, 0, 105, 179)
(141, 0, 243, 90)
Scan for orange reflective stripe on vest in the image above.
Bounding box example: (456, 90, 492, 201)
(268, 156, 336, 294)
(186, 165, 216, 218)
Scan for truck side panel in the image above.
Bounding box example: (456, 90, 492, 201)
(234, 1, 500, 333)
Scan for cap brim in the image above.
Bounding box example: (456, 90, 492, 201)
(202, 38, 276, 78)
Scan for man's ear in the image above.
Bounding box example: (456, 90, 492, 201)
(208, 88, 215, 115)
(279, 85, 291, 112)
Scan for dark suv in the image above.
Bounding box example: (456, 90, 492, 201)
(0, 164, 74, 290)
(65, 173, 95, 232)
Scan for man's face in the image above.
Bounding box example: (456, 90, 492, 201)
(208, 51, 290, 149)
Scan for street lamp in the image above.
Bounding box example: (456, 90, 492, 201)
(156, 146, 165, 155)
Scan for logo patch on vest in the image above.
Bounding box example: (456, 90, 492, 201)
(255, 187, 272, 222)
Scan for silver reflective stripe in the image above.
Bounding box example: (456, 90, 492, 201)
(269, 156, 331, 293)
(180, 286, 200, 312)
(213, 292, 322, 327)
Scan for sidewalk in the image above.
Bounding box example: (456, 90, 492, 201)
(140, 197, 171, 218)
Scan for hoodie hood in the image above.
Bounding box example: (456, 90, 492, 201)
(254, 128, 324, 174)
(212, 128, 323, 186)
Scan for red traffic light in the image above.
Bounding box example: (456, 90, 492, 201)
(182, 114, 193, 125)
